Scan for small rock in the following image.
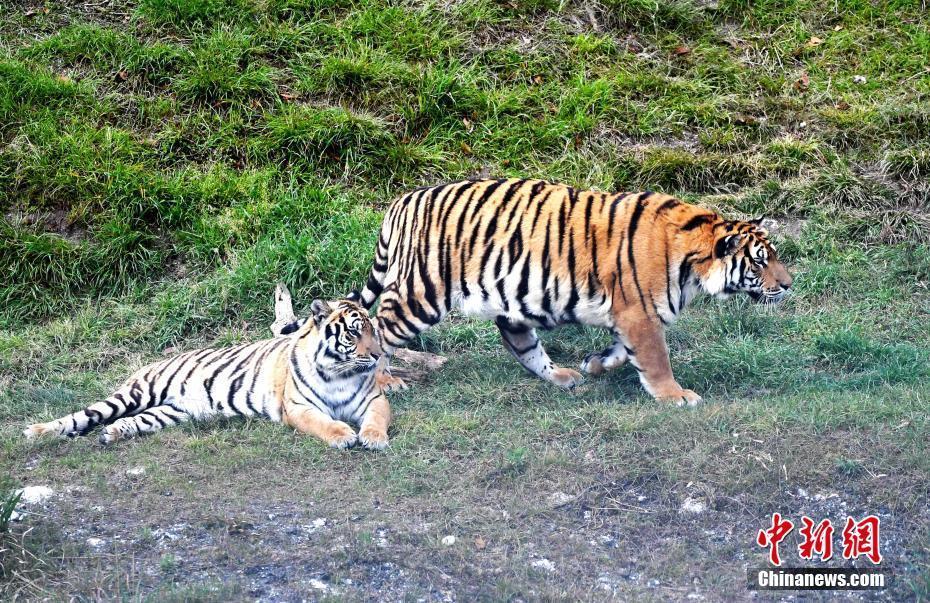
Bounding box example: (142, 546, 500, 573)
(86, 537, 105, 548)
(853, 75, 867, 84)
(441, 535, 456, 546)
(797, 487, 809, 498)
(309, 578, 329, 591)
(598, 533, 617, 548)
(126, 466, 146, 477)
(531, 558, 556, 572)
(16, 486, 54, 505)
(10, 510, 24, 522)
(547, 491, 575, 507)
(680, 497, 707, 515)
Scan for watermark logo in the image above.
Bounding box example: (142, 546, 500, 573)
(841, 516, 882, 565)
(756, 512, 794, 566)
(798, 516, 834, 561)
(751, 514, 887, 591)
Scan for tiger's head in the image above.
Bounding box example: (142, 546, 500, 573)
(302, 299, 382, 376)
(703, 219, 793, 304)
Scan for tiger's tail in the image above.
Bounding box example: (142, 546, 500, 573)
(349, 212, 394, 311)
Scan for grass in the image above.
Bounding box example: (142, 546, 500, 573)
(1, 0, 929, 599)
(0, 489, 20, 534)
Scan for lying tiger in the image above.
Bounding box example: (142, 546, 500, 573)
(23, 286, 390, 449)
(338, 178, 793, 405)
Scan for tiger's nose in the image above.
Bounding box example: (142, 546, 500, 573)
(777, 272, 793, 290)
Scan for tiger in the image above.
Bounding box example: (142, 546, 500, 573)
(23, 288, 391, 449)
(341, 178, 793, 405)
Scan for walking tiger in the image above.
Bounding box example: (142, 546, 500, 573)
(336, 178, 793, 405)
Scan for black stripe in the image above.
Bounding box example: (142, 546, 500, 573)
(556, 197, 568, 257)
(583, 192, 594, 243)
(460, 179, 507, 249)
(227, 373, 247, 417)
(677, 252, 697, 312)
(626, 195, 649, 313)
(606, 193, 623, 242)
(681, 214, 715, 231)
(529, 187, 553, 235)
(158, 352, 195, 404)
(506, 337, 539, 356)
(289, 350, 335, 414)
(655, 198, 680, 216)
(104, 399, 121, 416)
(149, 412, 168, 427)
(665, 246, 675, 315)
(470, 179, 523, 258)
(589, 225, 600, 292)
(179, 348, 219, 395)
(564, 230, 579, 320)
(244, 341, 281, 416)
(452, 183, 483, 250)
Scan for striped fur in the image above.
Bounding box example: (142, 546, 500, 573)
(23, 296, 391, 449)
(353, 178, 793, 405)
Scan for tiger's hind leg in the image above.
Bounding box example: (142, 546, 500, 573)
(580, 334, 629, 376)
(23, 388, 139, 440)
(496, 318, 583, 390)
(99, 405, 192, 445)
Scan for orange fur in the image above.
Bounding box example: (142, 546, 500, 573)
(355, 178, 792, 404)
(24, 296, 392, 448)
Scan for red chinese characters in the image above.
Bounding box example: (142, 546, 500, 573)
(757, 513, 794, 566)
(798, 517, 834, 561)
(842, 515, 882, 564)
(757, 513, 883, 565)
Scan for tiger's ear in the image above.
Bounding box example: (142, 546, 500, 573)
(714, 234, 743, 258)
(310, 300, 333, 325)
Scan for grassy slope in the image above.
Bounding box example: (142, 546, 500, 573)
(1, 0, 928, 599)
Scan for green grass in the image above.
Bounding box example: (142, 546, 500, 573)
(1, 0, 929, 599)
(0, 490, 20, 534)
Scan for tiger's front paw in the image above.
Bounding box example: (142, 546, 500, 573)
(375, 371, 408, 391)
(658, 389, 703, 407)
(551, 367, 583, 390)
(358, 426, 389, 451)
(325, 421, 358, 449)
